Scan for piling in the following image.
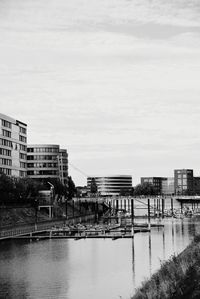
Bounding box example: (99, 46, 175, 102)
(116, 199, 119, 215)
(131, 198, 134, 226)
(154, 198, 156, 217)
(148, 198, 151, 230)
(171, 197, 174, 216)
(181, 201, 183, 214)
(162, 197, 164, 218)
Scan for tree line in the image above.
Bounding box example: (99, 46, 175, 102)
(0, 172, 76, 206)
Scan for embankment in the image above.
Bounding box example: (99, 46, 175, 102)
(133, 235, 200, 299)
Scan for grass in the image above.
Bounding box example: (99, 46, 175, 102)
(132, 235, 200, 299)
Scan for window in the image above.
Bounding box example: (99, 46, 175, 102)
(20, 144, 27, 151)
(27, 155, 34, 160)
(0, 148, 11, 156)
(2, 119, 11, 129)
(0, 138, 12, 148)
(183, 179, 187, 185)
(27, 163, 34, 168)
(2, 129, 11, 138)
(20, 153, 27, 160)
(19, 127, 26, 134)
(0, 167, 11, 175)
(27, 171, 34, 175)
(20, 162, 27, 168)
(27, 148, 34, 152)
(0, 158, 12, 166)
(19, 135, 27, 143)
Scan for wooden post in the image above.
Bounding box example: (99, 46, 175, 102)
(148, 198, 151, 230)
(124, 199, 126, 211)
(131, 198, 134, 226)
(116, 199, 119, 215)
(181, 201, 183, 214)
(171, 197, 174, 216)
(162, 197, 164, 218)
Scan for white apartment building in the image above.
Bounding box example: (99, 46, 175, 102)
(0, 113, 27, 177)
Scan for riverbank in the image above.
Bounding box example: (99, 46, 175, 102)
(132, 234, 200, 299)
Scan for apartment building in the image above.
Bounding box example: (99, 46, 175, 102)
(27, 144, 68, 185)
(0, 113, 27, 177)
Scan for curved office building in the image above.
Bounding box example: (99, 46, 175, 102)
(27, 144, 68, 185)
(87, 175, 132, 196)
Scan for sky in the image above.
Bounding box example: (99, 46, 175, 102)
(1, 0, 200, 186)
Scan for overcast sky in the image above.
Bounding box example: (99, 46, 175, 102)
(1, 0, 200, 185)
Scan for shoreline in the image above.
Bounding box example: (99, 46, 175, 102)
(132, 234, 200, 299)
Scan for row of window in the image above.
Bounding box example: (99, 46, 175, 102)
(60, 166, 68, 171)
(0, 139, 27, 151)
(0, 158, 12, 166)
(20, 153, 27, 160)
(27, 155, 58, 161)
(0, 167, 11, 175)
(2, 129, 11, 138)
(0, 138, 12, 147)
(28, 147, 59, 153)
(19, 135, 27, 143)
(0, 148, 11, 156)
(59, 159, 68, 164)
(27, 163, 58, 168)
(20, 162, 27, 169)
(27, 170, 58, 176)
(2, 119, 11, 129)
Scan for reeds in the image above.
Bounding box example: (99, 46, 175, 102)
(133, 235, 200, 299)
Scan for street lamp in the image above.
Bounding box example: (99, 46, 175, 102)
(47, 181, 55, 218)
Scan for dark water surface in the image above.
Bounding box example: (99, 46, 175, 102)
(0, 218, 200, 299)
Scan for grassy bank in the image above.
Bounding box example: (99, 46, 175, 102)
(133, 235, 200, 299)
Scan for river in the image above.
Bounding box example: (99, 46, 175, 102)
(0, 217, 200, 299)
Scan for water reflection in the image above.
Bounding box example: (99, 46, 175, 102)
(0, 218, 199, 299)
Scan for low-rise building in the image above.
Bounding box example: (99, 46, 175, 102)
(87, 175, 132, 196)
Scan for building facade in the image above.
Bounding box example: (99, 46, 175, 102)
(193, 177, 200, 195)
(141, 177, 166, 195)
(161, 177, 175, 195)
(27, 144, 68, 185)
(174, 169, 194, 195)
(87, 175, 132, 196)
(0, 113, 27, 177)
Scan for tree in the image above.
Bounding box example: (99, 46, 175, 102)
(0, 172, 14, 204)
(120, 187, 134, 196)
(67, 176, 76, 200)
(90, 178, 98, 194)
(133, 182, 157, 196)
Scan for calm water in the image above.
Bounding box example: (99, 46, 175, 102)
(0, 217, 200, 299)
